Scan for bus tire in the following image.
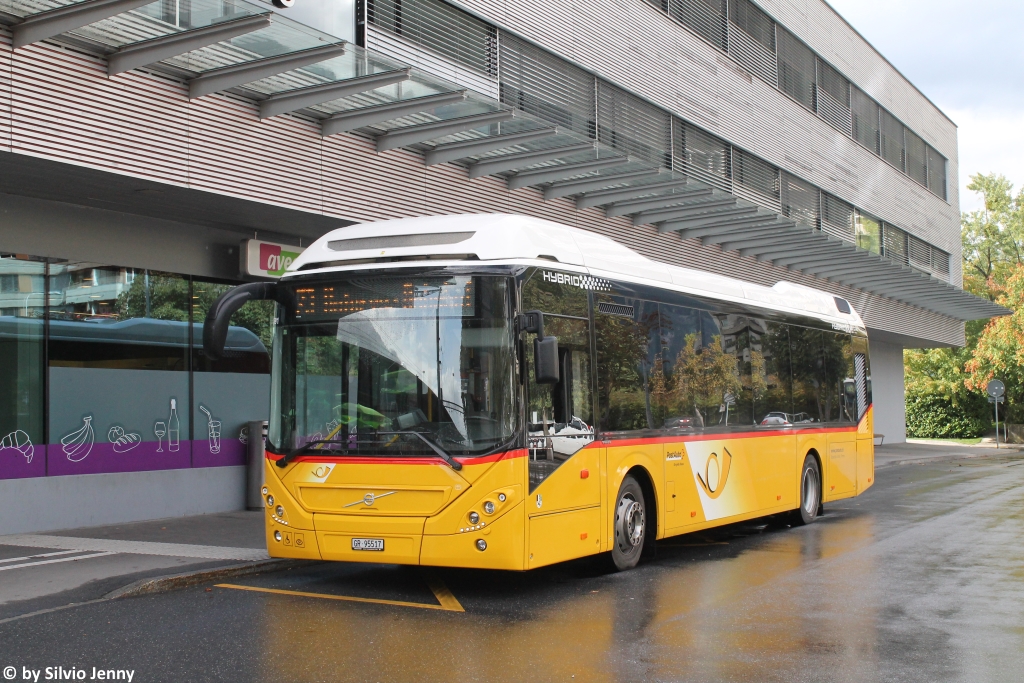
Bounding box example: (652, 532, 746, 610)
(610, 475, 647, 571)
(793, 454, 821, 526)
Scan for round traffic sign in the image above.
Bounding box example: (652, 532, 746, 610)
(987, 379, 1005, 398)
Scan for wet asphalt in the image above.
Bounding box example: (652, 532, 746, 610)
(2, 455, 1024, 683)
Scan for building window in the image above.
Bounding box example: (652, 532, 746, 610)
(815, 58, 851, 133)
(191, 279, 272, 468)
(0, 255, 46, 480)
(926, 145, 947, 200)
(597, 81, 673, 167)
(879, 108, 905, 171)
(855, 211, 881, 254)
(368, 0, 497, 76)
(777, 27, 815, 111)
(669, 0, 728, 51)
(905, 129, 928, 187)
(851, 87, 880, 153)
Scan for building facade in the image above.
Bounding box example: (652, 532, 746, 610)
(0, 0, 1004, 532)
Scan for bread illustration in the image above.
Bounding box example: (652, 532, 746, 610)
(108, 425, 142, 453)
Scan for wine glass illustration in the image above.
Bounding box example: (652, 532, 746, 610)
(154, 421, 166, 452)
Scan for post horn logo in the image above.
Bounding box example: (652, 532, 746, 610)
(696, 447, 733, 499)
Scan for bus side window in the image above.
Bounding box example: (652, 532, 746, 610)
(824, 332, 855, 423)
(594, 296, 660, 433)
(790, 326, 825, 424)
(656, 304, 702, 431)
(525, 316, 593, 489)
(755, 322, 793, 425)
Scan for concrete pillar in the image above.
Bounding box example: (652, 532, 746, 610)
(869, 339, 907, 443)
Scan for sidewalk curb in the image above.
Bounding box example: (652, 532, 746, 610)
(105, 558, 317, 600)
(876, 451, 1011, 469)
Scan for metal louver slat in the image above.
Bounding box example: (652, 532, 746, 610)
(905, 128, 927, 186)
(777, 26, 814, 111)
(815, 58, 851, 134)
(908, 234, 931, 271)
(926, 144, 947, 200)
(882, 223, 908, 265)
(368, 0, 496, 77)
(732, 147, 780, 212)
(880, 108, 905, 171)
(821, 192, 854, 241)
(596, 81, 671, 167)
(668, 0, 727, 50)
(498, 32, 595, 139)
(728, 0, 774, 50)
(674, 119, 731, 192)
(781, 172, 819, 229)
(851, 86, 880, 153)
(727, 0, 776, 84)
(727, 22, 777, 84)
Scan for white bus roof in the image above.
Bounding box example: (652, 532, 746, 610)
(287, 214, 865, 331)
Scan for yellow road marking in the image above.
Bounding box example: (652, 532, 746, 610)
(425, 577, 465, 612)
(216, 578, 464, 613)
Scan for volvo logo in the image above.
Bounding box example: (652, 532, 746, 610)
(344, 491, 396, 508)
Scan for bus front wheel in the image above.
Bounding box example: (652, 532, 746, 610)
(793, 454, 821, 526)
(610, 475, 647, 571)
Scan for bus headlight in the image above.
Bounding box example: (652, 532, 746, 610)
(468, 511, 480, 525)
(262, 487, 269, 495)
(276, 505, 285, 517)
(475, 539, 487, 551)
(266, 495, 275, 506)
(498, 493, 506, 502)
(483, 501, 495, 515)
(274, 530, 282, 542)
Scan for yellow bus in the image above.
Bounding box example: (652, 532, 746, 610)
(204, 214, 873, 571)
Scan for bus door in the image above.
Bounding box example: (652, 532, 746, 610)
(520, 272, 601, 566)
(825, 332, 858, 497)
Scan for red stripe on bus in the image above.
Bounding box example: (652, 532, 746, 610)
(265, 448, 528, 467)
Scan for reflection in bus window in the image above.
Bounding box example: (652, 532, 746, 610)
(825, 332, 856, 423)
(526, 316, 593, 488)
(790, 327, 825, 423)
(756, 323, 793, 424)
(594, 296, 660, 433)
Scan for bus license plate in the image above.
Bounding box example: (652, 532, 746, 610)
(351, 538, 384, 551)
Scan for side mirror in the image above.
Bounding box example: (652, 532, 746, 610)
(534, 336, 560, 384)
(520, 310, 559, 385)
(203, 282, 280, 360)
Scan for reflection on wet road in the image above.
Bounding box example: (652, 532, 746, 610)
(4, 456, 1024, 682)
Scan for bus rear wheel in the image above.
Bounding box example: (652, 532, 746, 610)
(610, 475, 647, 571)
(793, 454, 821, 526)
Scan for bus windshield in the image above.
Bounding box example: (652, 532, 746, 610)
(269, 274, 516, 458)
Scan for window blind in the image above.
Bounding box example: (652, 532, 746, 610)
(498, 32, 596, 138)
(674, 119, 732, 192)
(777, 27, 815, 111)
(781, 172, 819, 229)
(926, 144, 947, 200)
(668, 0, 727, 50)
(368, 0, 497, 76)
(733, 147, 781, 211)
(851, 86, 880, 153)
(821, 192, 854, 240)
(815, 58, 851, 134)
(597, 81, 672, 166)
(905, 129, 927, 186)
(879, 108, 905, 171)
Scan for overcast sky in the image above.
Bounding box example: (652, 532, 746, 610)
(826, 0, 1024, 212)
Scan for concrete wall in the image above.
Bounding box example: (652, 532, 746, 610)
(869, 338, 907, 444)
(0, 466, 246, 534)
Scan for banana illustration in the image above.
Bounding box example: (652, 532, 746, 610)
(0, 430, 34, 464)
(61, 416, 95, 462)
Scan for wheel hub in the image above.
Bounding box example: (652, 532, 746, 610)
(616, 495, 644, 550)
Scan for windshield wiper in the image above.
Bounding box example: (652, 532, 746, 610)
(378, 431, 462, 470)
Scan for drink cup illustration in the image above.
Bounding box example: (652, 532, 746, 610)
(199, 405, 221, 454)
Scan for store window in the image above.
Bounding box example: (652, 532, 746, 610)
(191, 279, 273, 467)
(0, 255, 46, 479)
(47, 264, 192, 475)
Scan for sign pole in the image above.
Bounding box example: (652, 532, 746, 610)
(995, 399, 1000, 449)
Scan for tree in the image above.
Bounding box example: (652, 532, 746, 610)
(961, 173, 1024, 296)
(965, 264, 1024, 422)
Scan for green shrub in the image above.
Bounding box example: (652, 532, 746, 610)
(906, 393, 989, 439)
